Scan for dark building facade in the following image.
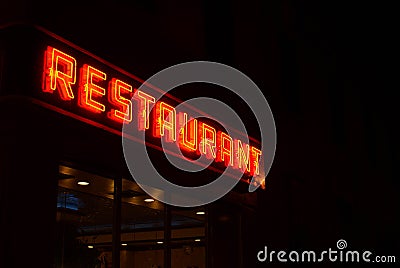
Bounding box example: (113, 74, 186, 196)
(1, 1, 398, 268)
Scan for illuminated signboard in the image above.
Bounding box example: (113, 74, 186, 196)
(0, 24, 263, 186)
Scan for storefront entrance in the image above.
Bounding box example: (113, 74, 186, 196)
(56, 164, 206, 268)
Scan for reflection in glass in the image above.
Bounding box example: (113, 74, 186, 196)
(56, 165, 114, 268)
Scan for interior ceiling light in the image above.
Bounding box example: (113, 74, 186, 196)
(196, 211, 205, 215)
(77, 181, 90, 186)
(144, 198, 155, 203)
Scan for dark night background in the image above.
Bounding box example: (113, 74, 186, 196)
(1, 0, 398, 267)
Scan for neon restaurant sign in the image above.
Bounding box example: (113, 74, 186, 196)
(0, 25, 265, 189)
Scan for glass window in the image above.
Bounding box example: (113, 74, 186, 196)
(120, 178, 165, 268)
(170, 206, 206, 268)
(56, 165, 114, 268)
(55, 166, 208, 268)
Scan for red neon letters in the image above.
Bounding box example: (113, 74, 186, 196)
(108, 79, 133, 123)
(217, 131, 234, 167)
(136, 90, 155, 130)
(179, 113, 198, 152)
(78, 64, 106, 113)
(43, 46, 76, 100)
(155, 102, 176, 142)
(201, 123, 217, 159)
(42, 46, 262, 175)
